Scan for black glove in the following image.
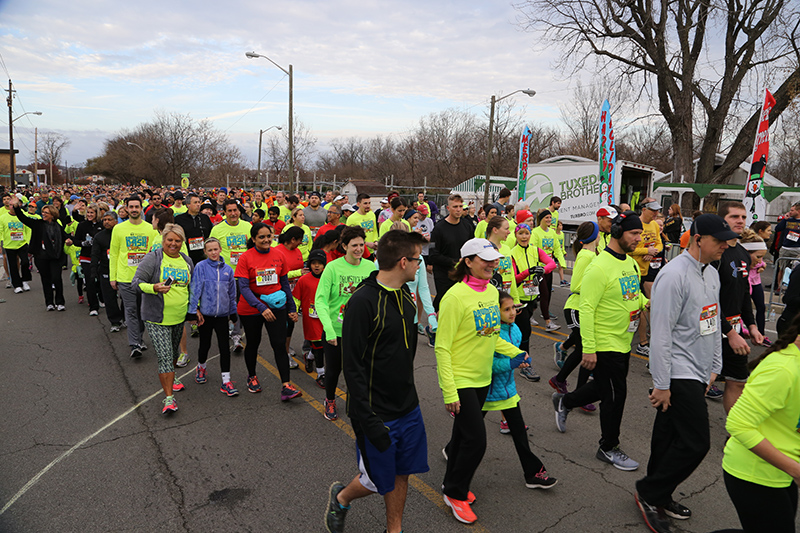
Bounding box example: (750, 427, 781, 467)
(532, 266, 545, 276)
(366, 426, 392, 453)
(229, 313, 239, 323)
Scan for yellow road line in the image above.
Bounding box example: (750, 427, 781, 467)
(256, 355, 491, 533)
(533, 326, 568, 337)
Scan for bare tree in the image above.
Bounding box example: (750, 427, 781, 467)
(264, 116, 318, 189)
(515, 0, 800, 192)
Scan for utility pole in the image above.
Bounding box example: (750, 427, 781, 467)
(6, 79, 14, 187)
(34, 127, 38, 185)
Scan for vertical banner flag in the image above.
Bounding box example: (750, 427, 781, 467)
(744, 88, 775, 225)
(598, 99, 616, 205)
(517, 126, 532, 202)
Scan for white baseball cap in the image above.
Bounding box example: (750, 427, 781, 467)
(460, 238, 504, 260)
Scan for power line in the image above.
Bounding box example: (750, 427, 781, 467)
(223, 75, 287, 132)
(0, 51, 10, 79)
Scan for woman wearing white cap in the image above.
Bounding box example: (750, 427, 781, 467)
(435, 238, 528, 525)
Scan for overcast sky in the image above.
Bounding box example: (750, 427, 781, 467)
(0, 0, 582, 168)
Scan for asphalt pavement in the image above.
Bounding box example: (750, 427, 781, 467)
(0, 267, 793, 533)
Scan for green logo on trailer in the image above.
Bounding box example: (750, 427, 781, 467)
(525, 173, 553, 211)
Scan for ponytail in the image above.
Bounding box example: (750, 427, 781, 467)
(749, 312, 800, 370)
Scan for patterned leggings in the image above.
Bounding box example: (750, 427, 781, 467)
(146, 322, 183, 374)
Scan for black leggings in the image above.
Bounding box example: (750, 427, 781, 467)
(198, 315, 231, 373)
(240, 309, 290, 383)
(311, 341, 325, 370)
(751, 283, 766, 335)
(723, 471, 797, 533)
(538, 272, 552, 320)
(34, 257, 65, 306)
(483, 405, 544, 480)
(323, 334, 342, 401)
(514, 299, 537, 353)
(442, 386, 489, 501)
(556, 310, 590, 387)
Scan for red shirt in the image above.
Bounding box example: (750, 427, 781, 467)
(275, 243, 304, 289)
(265, 219, 286, 234)
(317, 222, 342, 238)
(292, 272, 323, 341)
(234, 247, 289, 315)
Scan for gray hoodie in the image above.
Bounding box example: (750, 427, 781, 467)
(649, 250, 723, 390)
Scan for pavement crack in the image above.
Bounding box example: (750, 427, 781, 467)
(537, 505, 586, 532)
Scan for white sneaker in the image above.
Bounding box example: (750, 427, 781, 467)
(5, 281, 11, 289)
(56, 305, 66, 311)
(89, 310, 99, 316)
(14, 287, 23, 294)
(176, 353, 190, 368)
(99, 301, 105, 308)
(530, 316, 539, 326)
(545, 322, 561, 331)
(22, 282, 31, 291)
(232, 335, 244, 353)
(288, 353, 299, 369)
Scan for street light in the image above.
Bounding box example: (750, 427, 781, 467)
(6, 108, 42, 185)
(246, 51, 294, 192)
(126, 141, 145, 152)
(482, 89, 536, 205)
(257, 125, 282, 188)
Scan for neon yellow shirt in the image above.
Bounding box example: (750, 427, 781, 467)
(109, 220, 161, 283)
(170, 204, 188, 215)
(139, 253, 191, 326)
(209, 219, 252, 267)
(435, 282, 522, 404)
(0, 212, 31, 250)
(278, 205, 292, 225)
(531, 226, 565, 268)
(495, 242, 521, 305)
(565, 248, 597, 310)
(379, 217, 411, 236)
(315, 257, 377, 339)
(292, 223, 313, 261)
(474, 219, 488, 239)
(346, 210, 379, 243)
(579, 250, 647, 353)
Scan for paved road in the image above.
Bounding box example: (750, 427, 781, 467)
(0, 269, 792, 532)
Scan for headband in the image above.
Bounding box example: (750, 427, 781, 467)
(579, 221, 600, 244)
(515, 223, 531, 233)
(740, 241, 767, 251)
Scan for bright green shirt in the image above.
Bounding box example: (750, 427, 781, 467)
(278, 205, 293, 225)
(293, 223, 313, 261)
(139, 253, 191, 326)
(531, 226, 566, 268)
(379, 217, 411, 236)
(723, 343, 800, 488)
(109, 220, 161, 283)
(565, 248, 596, 310)
(435, 282, 522, 404)
(495, 242, 521, 305)
(170, 204, 188, 215)
(550, 208, 559, 227)
(474, 219, 488, 239)
(314, 256, 377, 339)
(510, 244, 546, 302)
(345, 210, 379, 244)
(0, 212, 31, 250)
(579, 250, 647, 353)
(209, 219, 252, 267)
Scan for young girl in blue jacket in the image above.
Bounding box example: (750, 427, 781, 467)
(483, 291, 557, 489)
(188, 237, 239, 396)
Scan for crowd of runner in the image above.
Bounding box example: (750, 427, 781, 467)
(1, 183, 799, 533)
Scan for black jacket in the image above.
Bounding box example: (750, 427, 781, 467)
(712, 242, 755, 335)
(16, 207, 70, 260)
(74, 219, 103, 259)
(175, 211, 213, 265)
(91, 228, 113, 279)
(341, 272, 419, 452)
(428, 216, 474, 279)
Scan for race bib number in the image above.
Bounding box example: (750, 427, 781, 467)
(230, 251, 242, 265)
(502, 280, 511, 292)
(10, 231, 23, 241)
(337, 303, 346, 323)
(188, 236, 204, 251)
(255, 268, 277, 286)
(700, 303, 718, 336)
(650, 258, 663, 270)
(523, 280, 539, 297)
(628, 310, 641, 332)
(788, 231, 800, 242)
(726, 314, 742, 334)
(127, 252, 146, 267)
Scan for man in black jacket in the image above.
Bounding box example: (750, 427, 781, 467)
(174, 193, 213, 265)
(428, 193, 474, 310)
(326, 230, 429, 533)
(91, 211, 124, 331)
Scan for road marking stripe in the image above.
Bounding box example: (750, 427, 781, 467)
(256, 355, 491, 532)
(0, 357, 218, 516)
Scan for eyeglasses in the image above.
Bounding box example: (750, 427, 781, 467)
(404, 256, 423, 264)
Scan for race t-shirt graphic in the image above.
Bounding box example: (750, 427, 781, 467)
(226, 234, 247, 250)
(125, 234, 151, 266)
(619, 272, 640, 301)
(491, 255, 513, 291)
(360, 220, 375, 232)
(541, 236, 555, 255)
(338, 274, 370, 297)
(162, 265, 189, 287)
(472, 302, 501, 337)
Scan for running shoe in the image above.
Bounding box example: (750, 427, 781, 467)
(635, 343, 650, 357)
(596, 446, 639, 471)
(130, 346, 143, 358)
(4, 280, 11, 288)
(560, 280, 569, 287)
(176, 353, 190, 368)
(705, 385, 723, 400)
(443, 495, 477, 524)
(288, 354, 299, 369)
(195, 366, 207, 384)
(56, 305, 65, 311)
(553, 341, 567, 368)
(22, 281, 31, 291)
(89, 310, 98, 316)
(190, 323, 199, 337)
(324, 398, 338, 420)
(549, 311, 558, 319)
(525, 467, 558, 489)
(635, 493, 672, 533)
(99, 301, 105, 308)
(247, 375, 262, 393)
(13, 287, 22, 294)
(439, 484, 476, 504)
(548, 375, 568, 395)
(762, 336, 772, 347)
(545, 321, 561, 331)
(304, 351, 314, 373)
(110, 324, 121, 333)
(426, 325, 436, 348)
(499, 420, 511, 434)
(519, 366, 540, 382)
(281, 383, 302, 401)
(220, 381, 239, 396)
(580, 403, 597, 413)
(162, 396, 178, 414)
(172, 377, 185, 392)
(232, 335, 244, 353)
(288, 347, 297, 357)
(316, 374, 326, 389)
(552, 392, 569, 432)
(529, 316, 538, 326)
(46, 304, 55, 311)
(325, 482, 348, 533)
(139, 343, 148, 351)
(442, 447, 448, 461)
(78, 295, 84, 304)
(417, 323, 426, 335)
(663, 500, 691, 520)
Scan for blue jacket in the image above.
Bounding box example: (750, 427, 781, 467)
(486, 323, 522, 403)
(188, 257, 237, 318)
